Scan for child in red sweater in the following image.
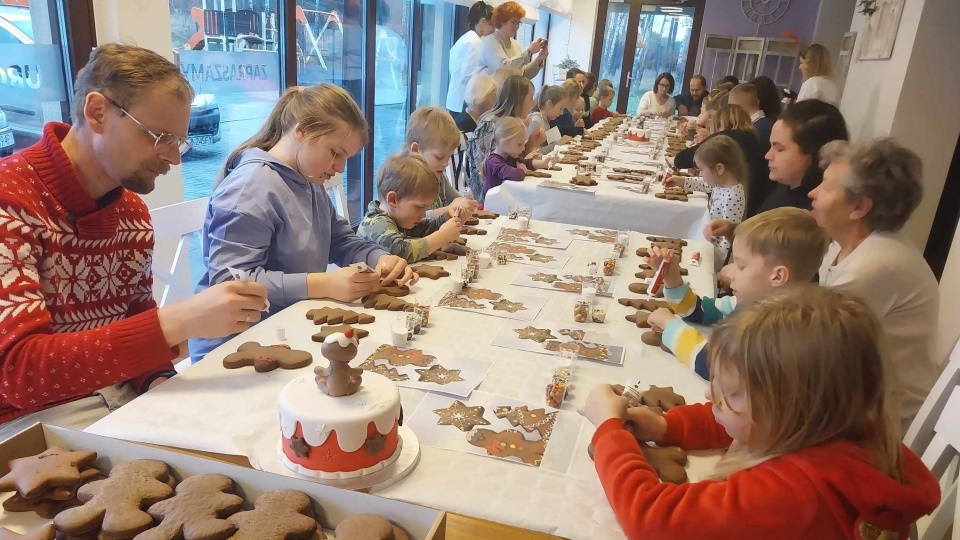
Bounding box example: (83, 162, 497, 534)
(590, 86, 617, 124)
(580, 285, 939, 539)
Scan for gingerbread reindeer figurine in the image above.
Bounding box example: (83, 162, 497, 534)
(314, 330, 363, 397)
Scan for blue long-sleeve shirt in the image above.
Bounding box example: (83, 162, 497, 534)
(188, 148, 387, 361)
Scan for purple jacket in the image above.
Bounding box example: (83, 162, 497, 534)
(483, 152, 534, 197)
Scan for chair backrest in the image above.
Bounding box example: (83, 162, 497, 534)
(234, 9, 260, 37)
(203, 10, 224, 38)
(905, 343, 960, 540)
(324, 173, 349, 222)
(447, 132, 468, 192)
(149, 198, 209, 308)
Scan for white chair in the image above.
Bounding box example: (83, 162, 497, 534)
(149, 198, 209, 374)
(324, 173, 349, 222)
(905, 342, 960, 539)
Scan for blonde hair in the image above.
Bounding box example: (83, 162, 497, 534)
(734, 207, 830, 281)
(222, 84, 368, 179)
(729, 83, 760, 108)
(702, 89, 729, 113)
(406, 106, 461, 152)
(800, 43, 833, 78)
(710, 104, 756, 135)
(599, 78, 614, 89)
(376, 154, 439, 201)
(73, 43, 193, 125)
(707, 285, 901, 482)
(481, 116, 526, 176)
(561, 78, 582, 101)
(534, 85, 568, 112)
(694, 135, 748, 188)
(465, 74, 498, 109)
(480, 75, 533, 123)
(598, 87, 615, 100)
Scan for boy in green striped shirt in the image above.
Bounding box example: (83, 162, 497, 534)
(646, 207, 830, 379)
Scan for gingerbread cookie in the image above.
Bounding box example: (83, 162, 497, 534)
(360, 294, 411, 311)
(3, 494, 81, 519)
(434, 401, 490, 431)
(54, 460, 175, 539)
(415, 364, 465, 385)
(368, 344, 435, 367)
(650, 241, 685, 253)
(619, 298, 669, 311)
(459, 226, 487, 236)
(463, 217, 480, 226)
(223, 342, 313, 372)
(641, 331, 662, 346)
(0, 446, 98, 499)
(226, 490, 319, 540)
(570, 175, 598, 187)
(473, 209, 499, 220)
(525, 170, 551, 178)
(655, 193, 688, 202)
(305, 308, 375, 326)
(467, 429, 546, 466)
(625, 310, 651, 328)
(357, 359, 409, 382)
(513, 326, 556, 343)
(140, 474, 244, 540)
(558, 328, 586, 341)
(462, 287, 502, 301)
(635, 269, 654, 279)
(641, 385, 686, 410)
(438, 293, 485, 310)
(0, 526, 55, 540)
(646, 236, 687, 246)
(333, 515, 409, 540)
(493, 406, 558, 438)
(410, 264, 450, 280)
(490, 299, 526, 313)
(371, 283, 409, 297)
(312, 324, 370, 342)
(422, 251, 459, 261)
(639, 262, 688, 276)
(543, 340, 609, 361)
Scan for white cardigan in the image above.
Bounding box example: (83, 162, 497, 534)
(819, 231, 940, 427)
(474, 31, 542, 80)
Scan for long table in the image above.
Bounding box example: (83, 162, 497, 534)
(483, 126, 711, 239)
(86, 217, 719, 540)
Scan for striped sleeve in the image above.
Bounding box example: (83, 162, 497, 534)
(663, 282, 738, 325)
(661, 317, 710, 379)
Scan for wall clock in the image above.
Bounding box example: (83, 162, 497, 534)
(742, 0, 791, 25)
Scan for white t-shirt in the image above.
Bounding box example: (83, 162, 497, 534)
(637, 91, 676, 116)
(445, 30, 481, 112)
(819, 231, 940, 427)
(797, 76, 839, 104)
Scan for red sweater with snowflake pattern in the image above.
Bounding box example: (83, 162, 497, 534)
(592, 403, 940, 539)
(0, 123, 177, 423)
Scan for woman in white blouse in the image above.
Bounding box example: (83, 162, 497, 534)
(474, 1, 546, 80)
(797, 44, 838, 104)
(636, 72, 676, 117)
(810, 138, 938, 428)
(445, 2, 494, 115)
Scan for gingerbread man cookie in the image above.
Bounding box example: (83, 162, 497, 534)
(467, 429, 546, 466)
(462, 287, 502, 301)
(409, 264, 450, 280)
(139, 474, 244, 540)
(514, 326, 556, 343)
(0, 525, 55, 540)
(639, 262, 688, 276)
(333, 515, 409, 540)
(625, 310, 651, 328)
(371, 283, 409, 297)
(54, 460, 175, 539)
(226, 490, 320, 540)
(570, 175, 598, 187)
(305, 308, 375, 325)
(635, 268, 654, 279)
(0, 446, 98, 499)
(2, 467, 99, 518)
(619, 298, 670, 311)
(641, 331, 662, 346)
(641, 385, 687, 410)
(223, 342, 313, 372)
(493, 406, 558, 438)
(312, 324, 370, 342)
(434, 401, 490, 431)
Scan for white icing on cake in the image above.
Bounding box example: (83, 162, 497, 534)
(278, 372, 401, 452)
(324, 331, 359, 348)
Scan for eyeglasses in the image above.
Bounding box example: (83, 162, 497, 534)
(103, 96, 193, 155)
(658, 82, 672, 88)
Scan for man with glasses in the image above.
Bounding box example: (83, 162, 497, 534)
(0, 43, 267, 436)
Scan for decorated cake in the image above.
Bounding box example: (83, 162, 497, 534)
(278, 330, 403, 479)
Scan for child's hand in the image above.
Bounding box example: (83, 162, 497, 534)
(375, 254, 419, 286)
(623, 406, 669, 443)
(645, 246, 682, 288)
(663, 174, 686, 188)
(647, 308, 676, 332)
(518, 163, 529, 173)
(718, 263, 734, 290)
(447, 197, 478, 219)
(310, 266, 381, 302)
(578, 384, 628, 428)
(574, 118, 585, 128)
(439, 216, 463, 244)
(704, 219, 736, 241)
(560, 135, 574, 144)
(527, 151, 543, 160)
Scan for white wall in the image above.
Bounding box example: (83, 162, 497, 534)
(92, 0, 184, 211)
(544, 0, 598, 84)
(811, 0, 855, 68)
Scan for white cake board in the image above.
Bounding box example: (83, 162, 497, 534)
(251, 427, 421, 492)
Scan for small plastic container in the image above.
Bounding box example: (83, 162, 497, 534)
(573, 299, 591, 323)
(591, 303, 607, 323)
(602, 254, 617, 277)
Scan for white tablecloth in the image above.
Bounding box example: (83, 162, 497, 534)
(484, 133, 711, 239)
(87, 218, 718, 540)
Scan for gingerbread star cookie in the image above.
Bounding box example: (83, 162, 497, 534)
(434, 401, 490, 431)
(530, 273, 560, 283)
(415, 364, 465, 385)
(514, 326, 556, 343)
(491, 299, 526, 313)
(305, 307, 375, 325)
(462, 287, 502, 301)
(0, 446, 98, 499)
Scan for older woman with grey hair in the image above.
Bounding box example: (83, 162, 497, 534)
(810, 137, 938, 428)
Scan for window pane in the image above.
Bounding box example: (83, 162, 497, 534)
(169, 0, 281, 200)
(626, 6, 694, 115)
(597, 2, 631, 99)
(416, 2, 456, 108)
(0, 0, 71, 157)
(296, 0, 366, 223)
(372, 0, 413, 192)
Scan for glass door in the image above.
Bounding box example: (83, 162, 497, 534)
(593, 1, 702, 114)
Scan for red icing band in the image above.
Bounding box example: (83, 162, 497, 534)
(281, 420, 399, 473)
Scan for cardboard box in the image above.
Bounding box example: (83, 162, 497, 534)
(0, 423, 446, 539)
